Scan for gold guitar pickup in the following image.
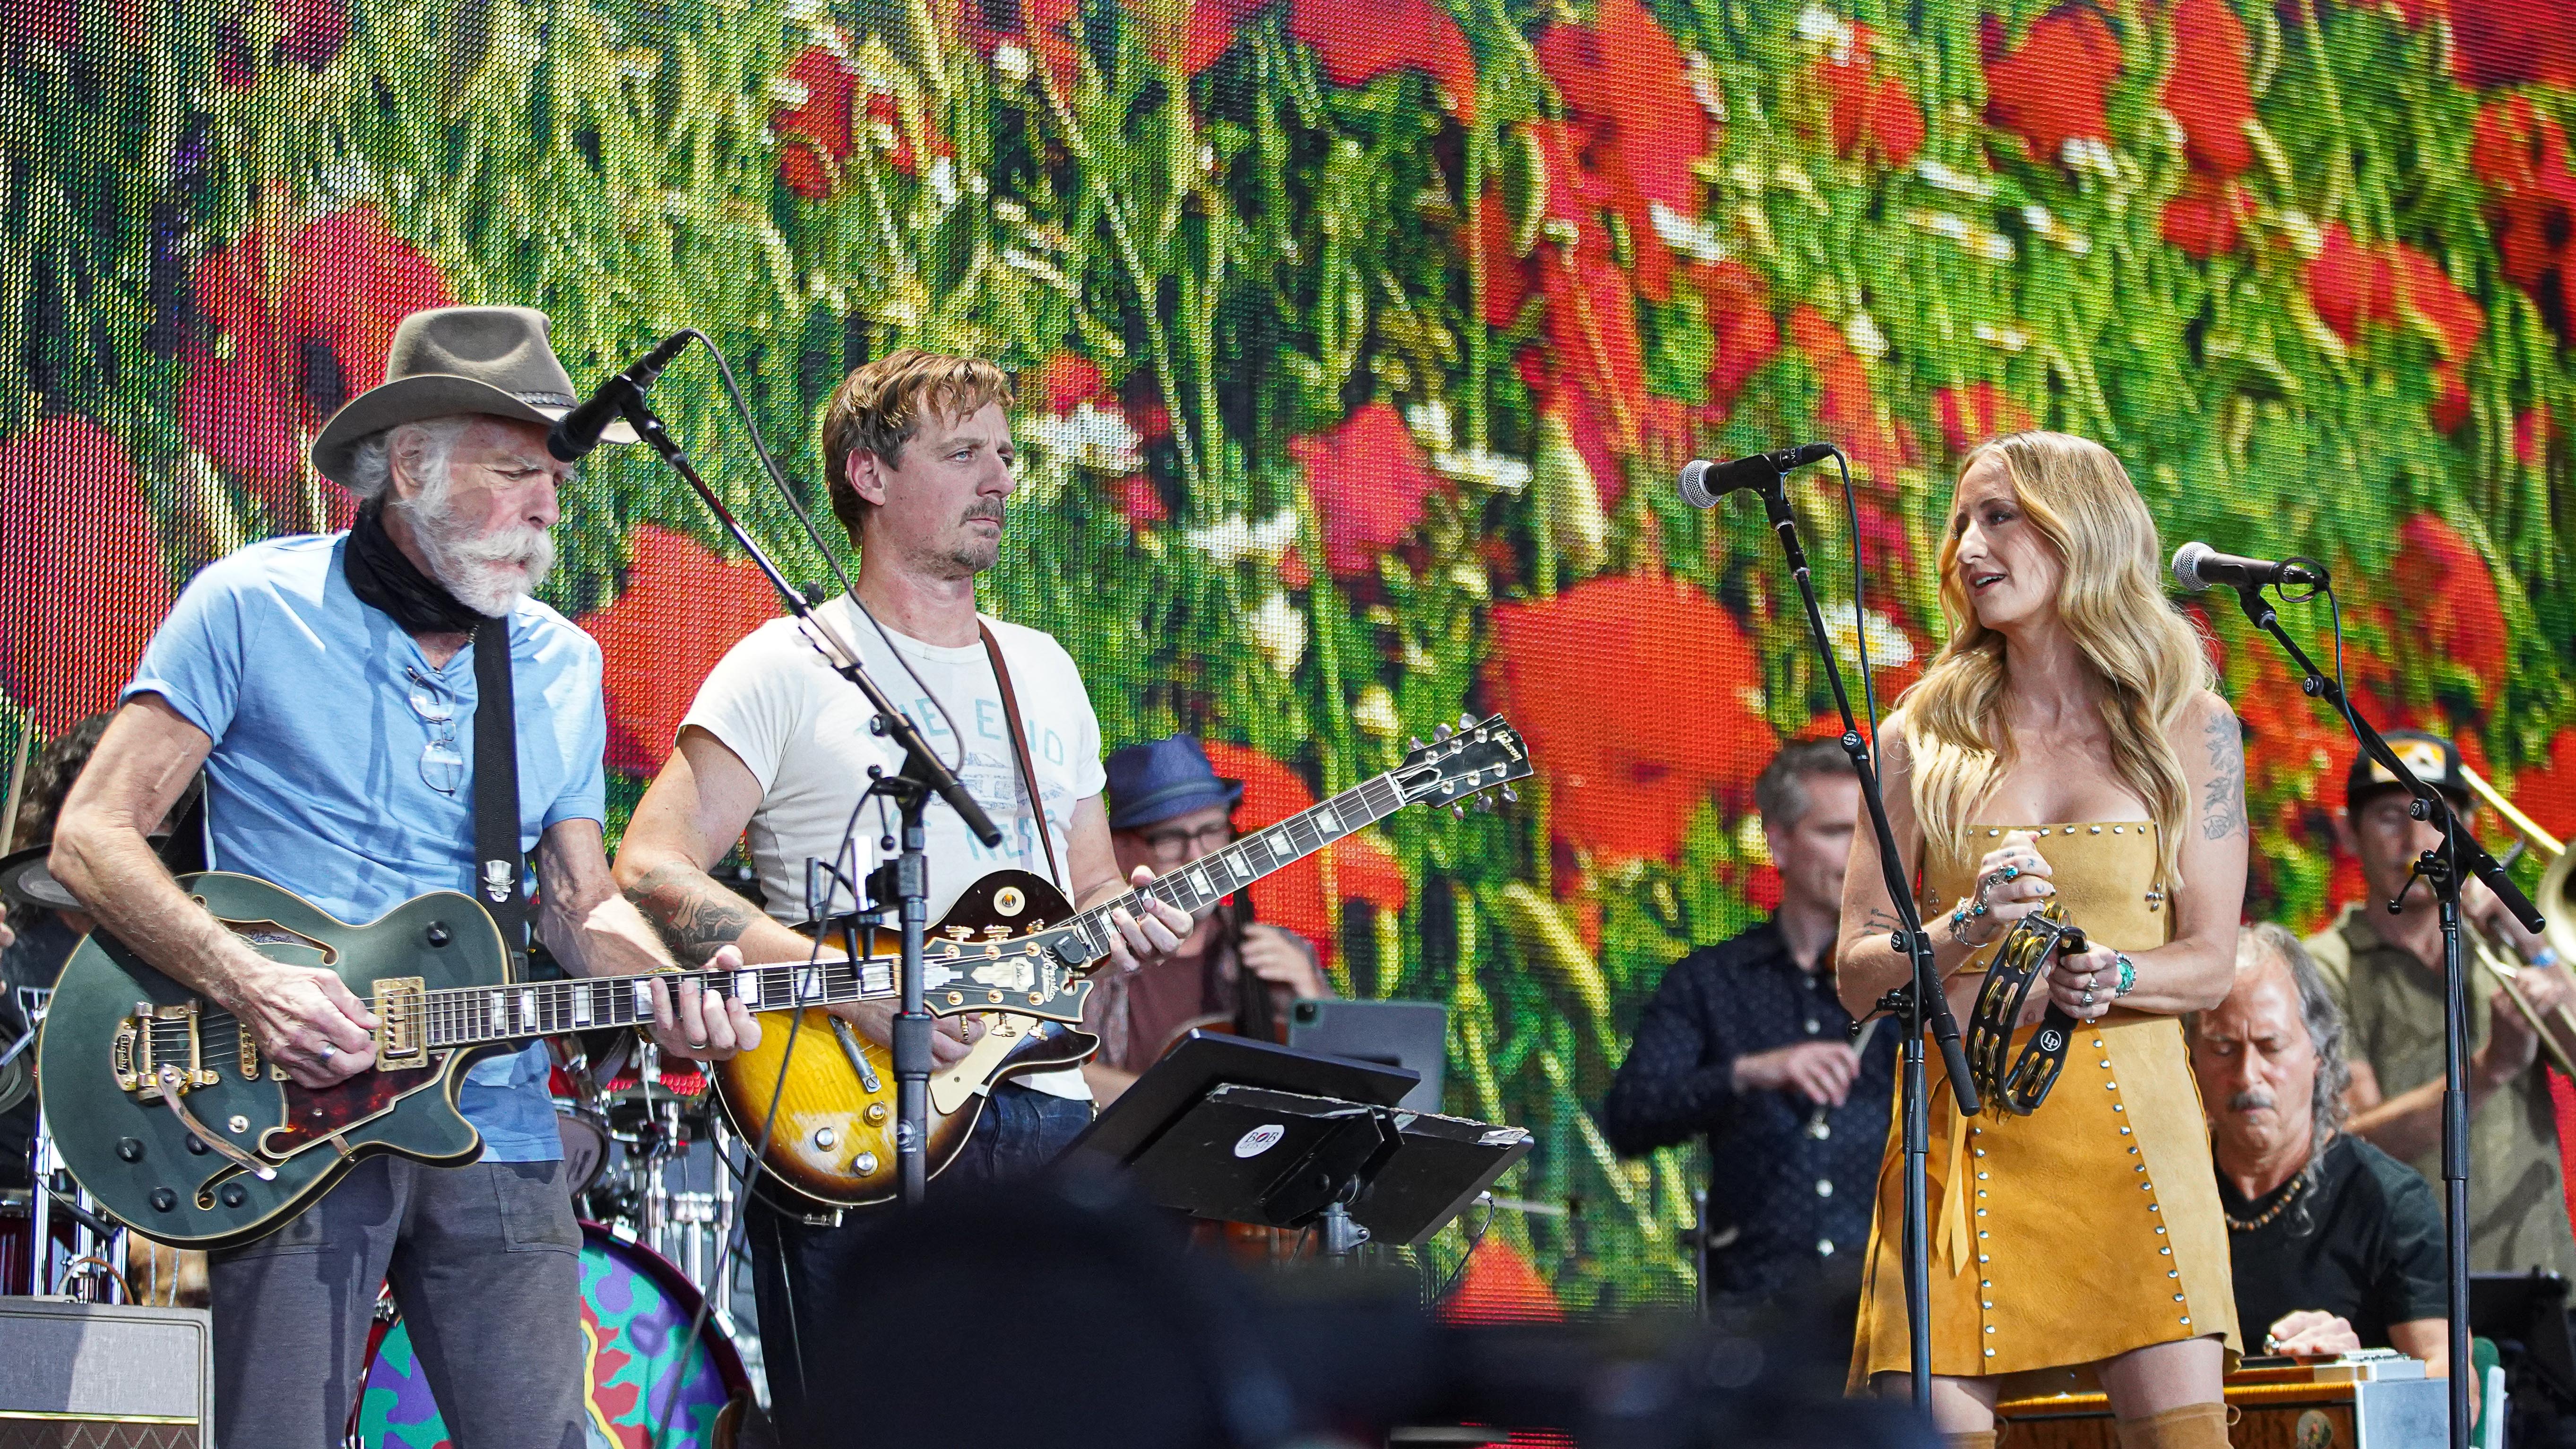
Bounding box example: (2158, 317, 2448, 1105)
(112, 1000, 219, 1102)
(374, 977, 426, 1065)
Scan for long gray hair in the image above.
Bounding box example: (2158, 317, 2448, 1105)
(2194, 923, 2351, 1227)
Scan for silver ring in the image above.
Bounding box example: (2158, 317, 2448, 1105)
(686, 1037, 709, 1051)
(2081, 989, 2096, 1006)
(317, 1041, 337, 1059)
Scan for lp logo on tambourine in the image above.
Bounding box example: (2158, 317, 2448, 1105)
(2037, 1029, 2063, 1053)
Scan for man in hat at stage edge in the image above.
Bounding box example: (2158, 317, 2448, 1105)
(49, 306, 759, 1448)
(1080, 734, 1330, 1103)
(2304, 728, 2576, 1280)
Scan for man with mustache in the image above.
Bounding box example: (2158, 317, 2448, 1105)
(2186, 924, 2451, 1374)
(48, 307, 756, 1447)
(612, 348, 1191, 1445)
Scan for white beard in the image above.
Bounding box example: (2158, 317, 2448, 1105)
(394, 483, 555, 617)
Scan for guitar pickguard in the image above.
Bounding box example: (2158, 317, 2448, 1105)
(258, 1054, 450, 1158)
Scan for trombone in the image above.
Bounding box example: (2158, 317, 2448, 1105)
(2457, 765, 2576, 1079)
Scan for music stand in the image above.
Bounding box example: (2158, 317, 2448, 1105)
(1288, 998, 1448, 1112)
(1068, 1033, 1531, 1254)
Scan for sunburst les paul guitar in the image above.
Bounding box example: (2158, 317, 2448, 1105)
(42, 716, 1528, 1242)
(717, 713, 1530, 1210)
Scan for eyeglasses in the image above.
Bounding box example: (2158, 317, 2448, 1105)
(1139, 821, 1234, 862)
(406, 668, 466, 795)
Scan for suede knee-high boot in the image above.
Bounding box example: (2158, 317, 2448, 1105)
(2112, 1402, 2231, 1449)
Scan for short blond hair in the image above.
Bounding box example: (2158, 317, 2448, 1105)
(821, 349, 1014, 542)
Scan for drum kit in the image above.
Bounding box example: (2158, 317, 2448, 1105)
(0, 923, 766, 1448)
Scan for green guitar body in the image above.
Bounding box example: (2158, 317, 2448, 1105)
(37, 872, 516, 1250)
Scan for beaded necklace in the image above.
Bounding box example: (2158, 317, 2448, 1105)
(2223, 1168, 2310, 1233)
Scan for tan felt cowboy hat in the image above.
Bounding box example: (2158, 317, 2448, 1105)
(309, 305, 636, 486)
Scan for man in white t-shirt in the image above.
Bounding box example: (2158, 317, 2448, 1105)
(611, 349, 1190, 1444)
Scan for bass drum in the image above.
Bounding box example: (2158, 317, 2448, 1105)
(350, 1222, 752, 1449)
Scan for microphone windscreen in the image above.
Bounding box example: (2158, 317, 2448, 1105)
(2170, 541, 2213, 594)
(1677, 459, 1717, 509)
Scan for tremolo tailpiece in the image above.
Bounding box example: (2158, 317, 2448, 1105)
(151, 1064, 276, 1182)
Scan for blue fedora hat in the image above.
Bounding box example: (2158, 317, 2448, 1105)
(1106, 735, 1245, 831)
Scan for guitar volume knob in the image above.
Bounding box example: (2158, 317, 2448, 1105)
(853, 1152, 879, 1174)
(115, 1138, 144, 1163)
(425, 923, 452, 948)
(219, 1183, 247, 1208)
(148, 1188, 176, 1213)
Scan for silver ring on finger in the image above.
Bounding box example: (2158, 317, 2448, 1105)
(686, 1037, 709, 1051)
(2081, 989, 2095, 1006)
(317, 1040, 337, 1059)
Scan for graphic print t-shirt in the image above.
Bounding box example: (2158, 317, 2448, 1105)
(680, 597, 1105, 1098)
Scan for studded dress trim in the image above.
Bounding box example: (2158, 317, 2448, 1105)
(1849, 821, 2239, 1391)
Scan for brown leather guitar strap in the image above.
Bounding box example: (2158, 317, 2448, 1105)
(978, 622, 1064, 892)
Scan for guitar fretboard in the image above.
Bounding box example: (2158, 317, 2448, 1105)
(1051, 770, 1409, 961)
(415, 957, 896, 1050)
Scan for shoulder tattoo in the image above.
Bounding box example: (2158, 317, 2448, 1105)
(2199, 710, 2247, 842)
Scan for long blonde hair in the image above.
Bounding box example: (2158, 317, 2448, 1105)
(1898, 431, 2212, 883)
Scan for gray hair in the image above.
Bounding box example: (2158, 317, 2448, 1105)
(343, 417, 473, 502)
(1754, 738, 1857, 830)
(2191, 923, 2350, 1224)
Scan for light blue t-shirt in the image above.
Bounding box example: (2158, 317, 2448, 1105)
(125, 534, 607, 1161)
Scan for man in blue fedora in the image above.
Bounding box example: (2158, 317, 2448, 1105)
(1082, 734, 1331, 1103)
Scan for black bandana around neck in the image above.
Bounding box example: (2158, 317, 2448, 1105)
(344, 498, 491, 635)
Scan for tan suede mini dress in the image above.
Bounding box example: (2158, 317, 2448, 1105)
(1849, 820, 2240, 1392)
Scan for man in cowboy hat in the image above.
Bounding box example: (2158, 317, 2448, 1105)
(1080, 733, 1329, 1102)
(50, 305, 759, 1447)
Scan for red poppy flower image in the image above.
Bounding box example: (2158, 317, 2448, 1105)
(1196, 738, 1406, 971)
(579, 526, 785, 775)
(2164, 0, 2255, 177)
(2391, 512, 2508, 707)
(1034, 352, 1108, 414)
(1533, 0, 1710, 210)
(1813, 23, 1923, 170)
(0, 418, 173, 738)
(1931, 381, 2030, 454)
(776, 45, 859, 198)
(2471, 96, 2576, 339)
(1437, 1236, 1565, 1324)
(216, 0, 348, 84)
(2449, 0, 2576, 90)
(1109, 474, 1167, 526)
(1485, 573, 1766, 863)
(2305, 224, 2483, 431)
(178, 203, 456, 528)
(1980, 7, 2122, 166)
(1288, 0, 1477, 120)
(1787, 305, 1908, 482)
(2510, 726, 2576, 843)
(10, 0, 73, 48)
(2162, 176, 2245, 259)
(1288, 403, 1444, 579)
(1694, 259, 1781, 417)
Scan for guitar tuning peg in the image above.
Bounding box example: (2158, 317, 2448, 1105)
(1434, 723, 1452, 742)
(1409, 736, 1424, 750)
(1474, 794, 1494, 812)
(1451, 803, 1467, 819)
(1501, 785, 1519, 804)
(1459, 712, 1476, 729)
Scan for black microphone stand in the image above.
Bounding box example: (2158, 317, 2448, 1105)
(1742, 472, 1979, 1413)
(618, 392, 1008, 1208)
(2228, 580, 2540, 1448)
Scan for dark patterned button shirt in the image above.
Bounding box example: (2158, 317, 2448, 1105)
(1599, 920, 1898, 1300)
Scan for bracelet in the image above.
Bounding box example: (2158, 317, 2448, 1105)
(1949, 897, 1997, 949)
(2113, 953, 2136, 998)
(2532, 946, 2562, 971)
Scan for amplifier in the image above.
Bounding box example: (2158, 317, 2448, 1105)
(0, 1299, 211, 1449)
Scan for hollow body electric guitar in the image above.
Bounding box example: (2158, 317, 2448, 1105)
(38, 873, 1085, 1249)
(715, 713, 1533, 1211)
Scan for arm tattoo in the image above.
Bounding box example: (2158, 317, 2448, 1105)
(2200, 711, 2247, 841)
(622, 859, 759, 965)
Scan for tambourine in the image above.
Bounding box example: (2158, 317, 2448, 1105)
(1965, 900, 2089, 1116)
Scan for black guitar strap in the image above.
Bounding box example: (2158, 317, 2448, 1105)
(978, 622, 1063, 892)
(471, 616, 528, 974)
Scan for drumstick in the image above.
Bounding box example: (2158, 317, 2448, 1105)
(0, 717, 32, 855)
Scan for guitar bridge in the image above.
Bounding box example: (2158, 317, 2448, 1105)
(373, 977, 427, 1065)
(113, 1000, 218, 1101)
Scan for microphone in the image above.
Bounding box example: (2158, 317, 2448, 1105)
(2170, 541, 2330, 594)
(546, 331, 694, 461)
(1676, 443, 1838, 509)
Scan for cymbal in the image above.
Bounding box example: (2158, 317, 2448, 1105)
(0, 842, 74, 913)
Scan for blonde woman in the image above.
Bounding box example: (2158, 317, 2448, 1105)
(1838, 433, 2248, 1449)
